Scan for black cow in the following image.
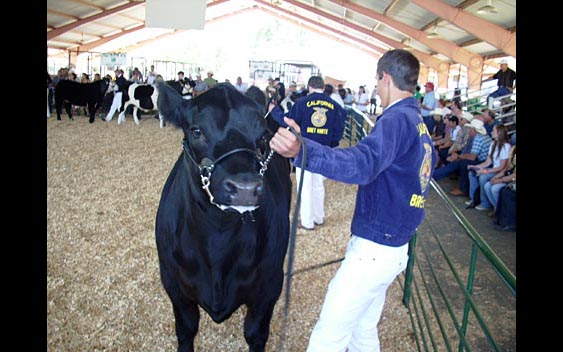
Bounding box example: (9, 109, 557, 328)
(155, 83, 291, 352)
(54, 78, 110, 123)
(117, 83, 165, 128)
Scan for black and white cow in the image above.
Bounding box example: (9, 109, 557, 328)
(117, 83, 165, 128)
(155, 83, 292, 352)
(54, 78, 110, 123)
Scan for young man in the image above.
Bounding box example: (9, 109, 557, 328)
(105, 69, 128, 122)
(287, 75, 346, 230)
(270, 49, 437, 352)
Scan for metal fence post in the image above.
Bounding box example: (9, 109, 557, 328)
(403, 232, 418, 307)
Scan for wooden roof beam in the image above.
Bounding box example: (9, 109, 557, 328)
(47, 1, 145, 40)
(269, 0, 448, 72)
(256, 7, 379, 58)
(411, 0, 515, 57)
(74, 23, 145, 52)
(324, 0, 484, 72)
(255, 1, 383, 56)
(420, 0, 480, 31)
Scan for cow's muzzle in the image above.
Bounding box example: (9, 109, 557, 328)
(182, 139, 274, 214)
(223, 176, 264, 206)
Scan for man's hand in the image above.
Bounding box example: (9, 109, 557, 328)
(270, 117, 301, 158)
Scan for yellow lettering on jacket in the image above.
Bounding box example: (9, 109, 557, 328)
(306, 100, 334, 110)
(409, 194, 425, 208)
(417, 123, 430, 137)
(306, 127, 329, 135)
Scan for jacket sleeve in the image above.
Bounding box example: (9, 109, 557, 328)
(296, 115, 403, 185)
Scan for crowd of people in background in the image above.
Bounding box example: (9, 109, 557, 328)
(47, 62, 515, 232)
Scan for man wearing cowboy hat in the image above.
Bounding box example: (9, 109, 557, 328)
(447, 111, 475, 157)
(204, 71, 218, 89)
(433, 117, 492, 196)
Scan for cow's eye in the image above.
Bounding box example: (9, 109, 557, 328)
(190, 127, 202, 139)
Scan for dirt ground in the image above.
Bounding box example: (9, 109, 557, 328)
(47, 114, 514, 351)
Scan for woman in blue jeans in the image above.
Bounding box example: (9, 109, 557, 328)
(466, 124, 512, 209)
(483, 145, 516, 215)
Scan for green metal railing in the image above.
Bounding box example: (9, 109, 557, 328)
(342, 107, 374, 146)
(401, 180, 516, 352)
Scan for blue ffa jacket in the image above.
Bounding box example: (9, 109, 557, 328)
(116, 75, 129, 93)
(293, 96, 437, 247)
(289, 92, 346, 147)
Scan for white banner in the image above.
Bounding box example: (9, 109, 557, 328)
(146, 0, 206, 30)
(102, 53, 127, 67)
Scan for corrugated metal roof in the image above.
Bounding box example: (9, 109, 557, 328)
(47, 0, 516, 62)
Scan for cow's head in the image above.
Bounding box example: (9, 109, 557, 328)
(157, 82, 273, 213)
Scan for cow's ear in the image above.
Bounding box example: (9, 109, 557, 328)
(245, 86, 267, 115)
(156, 81, 191, 129)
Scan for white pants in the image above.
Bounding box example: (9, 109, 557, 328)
(295, 167, 325, 228)
(105, 92, 123, 122)
(307, 235, 409, 352)
(47, 88, 50, 118)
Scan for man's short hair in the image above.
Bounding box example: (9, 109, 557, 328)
(307, 76, 325, 90)
(178, 71, 184, 76)
(376, 49, 419, 93)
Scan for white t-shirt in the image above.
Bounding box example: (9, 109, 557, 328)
(331, 93, 345, 108)
(355, 93, 369, 112)
(490, 142, 511, 168)
(450, 125, 461, 142)
(235, 82, 248, 93)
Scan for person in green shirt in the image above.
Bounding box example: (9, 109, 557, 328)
(203, 71, 218, 89)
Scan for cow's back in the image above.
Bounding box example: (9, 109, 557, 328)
(55, 79, 107, 107)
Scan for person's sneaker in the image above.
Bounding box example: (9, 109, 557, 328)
(475, 205, 490, 211)
(464, 200, 472, 205)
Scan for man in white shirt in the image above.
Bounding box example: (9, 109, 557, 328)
(234, 76, 248, 94)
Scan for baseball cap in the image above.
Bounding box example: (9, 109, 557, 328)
(424, 82, 434, 90)
(499, 59, 508, 65)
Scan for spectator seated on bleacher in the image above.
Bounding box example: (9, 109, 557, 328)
(433, 118, 491, 197)
(429, 108, 447, 141)
(494, 179, 516, 232)
(485, 145, 516, 220)
(444, 112, 473, 166)
(466, 124, 511, 210)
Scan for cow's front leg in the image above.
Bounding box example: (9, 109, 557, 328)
(133, 107, 140, 125)
(159, 112, 165, 128)
(170, 298, 200, 352)
(88, 103, 96, 123)
(64, 102, 73, 120)
(117, 110, 126, 125)
(243, 297, 278, 352)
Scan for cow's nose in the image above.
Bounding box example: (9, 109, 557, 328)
(223, 178, 263, 205)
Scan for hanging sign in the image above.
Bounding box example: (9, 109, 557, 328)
(102, 53, 127, 67)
